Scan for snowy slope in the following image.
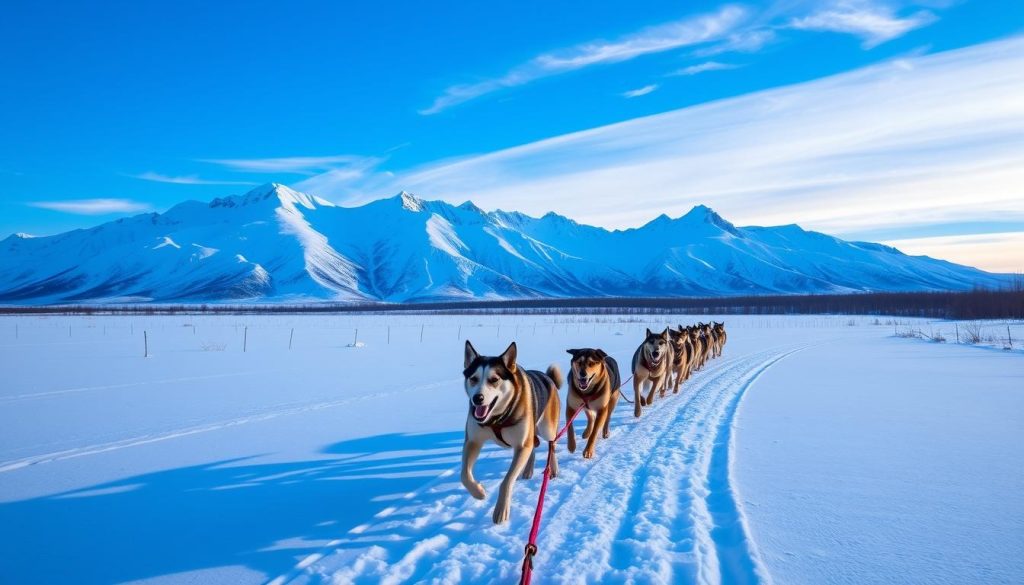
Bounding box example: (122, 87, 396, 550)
(0, 184, 1007, 303)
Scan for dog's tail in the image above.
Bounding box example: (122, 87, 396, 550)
(546, 363, 564, 389)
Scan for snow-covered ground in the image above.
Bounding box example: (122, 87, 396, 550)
(0, 314, 1021, 584)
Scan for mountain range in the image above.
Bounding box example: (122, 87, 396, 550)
(0, 183, 1007, 304)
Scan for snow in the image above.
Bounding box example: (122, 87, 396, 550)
(0, 184, 1009, 303)
(0, 314, 1020, 584)
(734, 335, 1024, 585)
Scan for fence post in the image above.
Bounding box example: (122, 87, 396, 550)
(1009, 325, 1014, 349)
(289, 328, 294, 350)
(457, 325, 461, 339)
(387, 326, 391, 344)
(144, 330, 149, 358)
(420, 324, 424, 343)
(353, 328, 359, 346)
(243, 326, 248, 352)
(955, 323, 959, 344)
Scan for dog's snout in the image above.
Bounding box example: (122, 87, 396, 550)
(471, 394, 485, 405)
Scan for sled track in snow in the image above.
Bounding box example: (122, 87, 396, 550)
(285, 343, 808, 585)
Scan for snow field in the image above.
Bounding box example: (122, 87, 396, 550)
(0, 314, 1020, 584)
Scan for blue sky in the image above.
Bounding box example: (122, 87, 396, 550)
(2, 0, 1022, 271)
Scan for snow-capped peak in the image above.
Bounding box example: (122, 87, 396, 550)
(398, 191, 424, 212)
(209, 183, 333, 211)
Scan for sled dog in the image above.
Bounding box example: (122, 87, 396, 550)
(631, 328, 672, 416)
(460, 340, 562, 524)
(565, 348, 621, 459)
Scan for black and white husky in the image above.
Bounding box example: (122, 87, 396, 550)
(460, 341, 563, 524)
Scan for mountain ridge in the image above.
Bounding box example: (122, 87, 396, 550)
(0, 183, 1008, 304)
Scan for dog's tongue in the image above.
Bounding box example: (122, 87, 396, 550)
(474, 404, 489, 419)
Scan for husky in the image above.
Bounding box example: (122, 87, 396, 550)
(713, 322, 727, 357)
(631, 328, 672, 417)
(700, 322, 715, 366)
(565, 348, 621, 459)
(668, 326, 692, 394)
(691, 326, 706, 371)
(461, 340, 563, 524)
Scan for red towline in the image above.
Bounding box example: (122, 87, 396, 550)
(517, 374, 633, 585)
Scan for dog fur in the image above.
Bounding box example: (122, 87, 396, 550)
(460, 340, 562, 524)
(668, 326, 693, 394)
(565, 348, 621, 459)
(631, 327, 672, 416)
(712, 321, 727, 357)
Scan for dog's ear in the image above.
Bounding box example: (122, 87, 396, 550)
(661, 327, 671, 340)
(595, 349, 608, 359)
(501, 342, 518, 373)
(566, 348, 580, 356)
(646, 328, 653, 337)
(464, 340, 479, 369)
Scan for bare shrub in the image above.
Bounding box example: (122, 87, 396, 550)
(962, 322, 982, 344)
(201, 341, 226, 352)
(895, 327, 922, 339)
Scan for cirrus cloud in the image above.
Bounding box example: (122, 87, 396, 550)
(127, 172, 257, 186)
(789, 1, 937, 49)
(29, 199, 151, 215)
(419, 5, 748, 114)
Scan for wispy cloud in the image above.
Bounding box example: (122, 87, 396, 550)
(693, 28, 777, 57)
(312, 37, 1024, 272)
(420, 5, 748, 114)
(789, 1, 937, 48)
(668, 61, 740, 76)
(199, 155, 382, 176)
(29, 199, 151, 215)
(127, 172, 257, 186)
(622, 84, 659, 98)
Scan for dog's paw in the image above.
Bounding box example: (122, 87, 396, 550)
(583, 447, 595, 459)
(521, 466, 533, 480)
(465, 481, 486, 500)
(634, 405, 642, 418)
(492, 501, 510, 524)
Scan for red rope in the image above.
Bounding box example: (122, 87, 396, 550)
(519, 397, 589, 585)
(518, 373, 641, 584)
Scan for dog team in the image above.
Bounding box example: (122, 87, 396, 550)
(461, 322, 727, 524)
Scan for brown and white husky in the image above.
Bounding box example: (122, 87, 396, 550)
(565, 348, 621, 459)
(631, 328, 672, 417)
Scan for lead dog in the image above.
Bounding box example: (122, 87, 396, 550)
(461, 340, 563, 524)
(631, 328, 672, 417)
(565, 348, 621, 459)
